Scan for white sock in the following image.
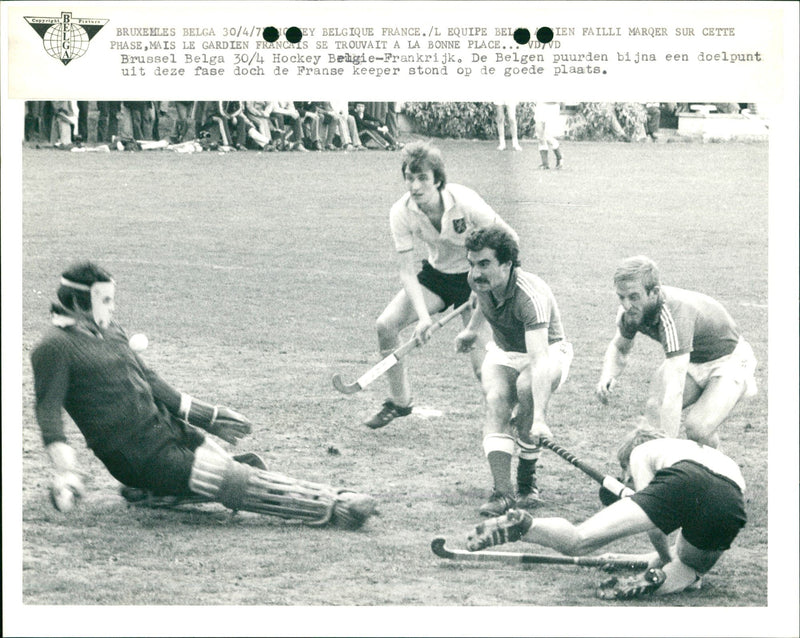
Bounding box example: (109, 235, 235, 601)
(655, 559, 702, 595)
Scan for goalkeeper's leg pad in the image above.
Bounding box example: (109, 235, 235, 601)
(189, 443, 375, 528)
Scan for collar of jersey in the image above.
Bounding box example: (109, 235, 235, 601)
(491, 266, 518, 307)
(406, 185, 454, 218)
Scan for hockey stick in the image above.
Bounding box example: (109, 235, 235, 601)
(431, 538, 648, 569)
(539, 437, 634, 500)
(332, 300, 471, 394)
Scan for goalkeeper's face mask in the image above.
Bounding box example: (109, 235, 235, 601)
(89, 281, 116, 328)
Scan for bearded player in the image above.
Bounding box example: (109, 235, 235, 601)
(466, 427, 747, 600)
(596, 255, 758, 448)
(30, 262, 375, 528)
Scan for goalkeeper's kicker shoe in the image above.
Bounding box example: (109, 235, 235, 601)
(596, 568, 667, 600)
(467, 508, 533, 551)
(478, 490, 517, 517)
(364, 399, 413, 429)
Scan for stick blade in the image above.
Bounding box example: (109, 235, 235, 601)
(431, 537, 453, 559)
(331, 373, 361, 395)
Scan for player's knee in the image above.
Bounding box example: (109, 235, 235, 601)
(375, 314, 400, 343)
(683, 414, 719, 447)
(484, 388, 513, 413)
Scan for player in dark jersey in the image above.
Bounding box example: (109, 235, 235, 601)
(596, 256, 757, 448)
(466, 428, 747, 600)
(30, 262, 375, 528)
(456, 227, 573, 516)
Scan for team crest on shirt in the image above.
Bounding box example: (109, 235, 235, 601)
(452, 218, 467, 234)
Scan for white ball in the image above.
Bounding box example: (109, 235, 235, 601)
(129, 333, 149, 352)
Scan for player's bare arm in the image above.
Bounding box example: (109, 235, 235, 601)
(653, 353, 690, 437)
(525, 328, 553, 441)
(397, 250, 434, 342)
(596, 330, 634, 403)
(455, 296, 485, 352)
(646, 528, 674, 567)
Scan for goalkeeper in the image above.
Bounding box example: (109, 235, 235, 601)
(30, 262, 375, 528)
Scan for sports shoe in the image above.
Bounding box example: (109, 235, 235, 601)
(555, 159, 564, 170)
(596, 568, 667, 600)
(516, 487, 543, 509)
(497, 142, 507, 151)
(478, 490, 517, 517)
(467, 508, 533, 551)
(538, 164, 550, 170)
(120, 486, 213, 508)
(512, 142, 522, 151)
(364, 399, 413, 429)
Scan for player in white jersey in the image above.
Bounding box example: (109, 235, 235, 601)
(466, 427, 747, 600)
(364, 142, 518, 429)
(596, 255, 757, 448)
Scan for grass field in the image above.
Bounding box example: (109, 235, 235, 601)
(16, 139, 772, 629)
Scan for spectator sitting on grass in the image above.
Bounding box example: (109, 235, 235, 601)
(270, 101, 307, 151)
(295, 102, 323, 151)
(350, 101, 398, 150)
(330, 100, 365, 151)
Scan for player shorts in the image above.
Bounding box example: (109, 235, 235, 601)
(96, 414, 205, 496)
(484, 340, 574, 391)
(631, 460, 747, 551)
(416, 260, 472, 310)
(687, 337, 758, 398)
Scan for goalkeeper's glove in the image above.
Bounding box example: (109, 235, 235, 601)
(178, 393, 252, 445)
(46, 442, 85, 512)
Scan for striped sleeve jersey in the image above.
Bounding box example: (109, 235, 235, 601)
(617, 285, 740, 363)
(475, 267, 565, 353)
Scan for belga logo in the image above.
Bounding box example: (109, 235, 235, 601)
(25, 11, 108, 65)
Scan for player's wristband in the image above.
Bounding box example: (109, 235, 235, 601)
(179, 393, 218, 427)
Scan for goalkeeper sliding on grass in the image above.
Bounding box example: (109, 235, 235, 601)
(465, 427, 747, 599)
(30, 261, 376, 529)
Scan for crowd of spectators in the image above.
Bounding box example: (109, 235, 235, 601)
(24, 101, 404, 152)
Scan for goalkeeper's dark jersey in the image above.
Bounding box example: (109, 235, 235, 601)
(31, 319, 183, 458)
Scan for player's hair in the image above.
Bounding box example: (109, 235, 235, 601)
(613, 255, 661, 293)
(465, 226, 521, 267)
(401, 141, 447, 189)
(57, 262, 114, 312)
(616, 426, 666, 470)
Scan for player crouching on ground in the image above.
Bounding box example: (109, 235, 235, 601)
(465, 427, 747, 599)
(455, 227, 573, 516)
(31, 262, 376, 529)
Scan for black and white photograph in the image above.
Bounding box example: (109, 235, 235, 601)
(2, 2, 798, 637)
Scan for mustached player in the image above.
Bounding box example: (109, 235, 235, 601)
(365, 141, 518, 429)
(466, 428, 747, 599)
(456, 227, 573, 516)
(30, 262, 375, 528)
